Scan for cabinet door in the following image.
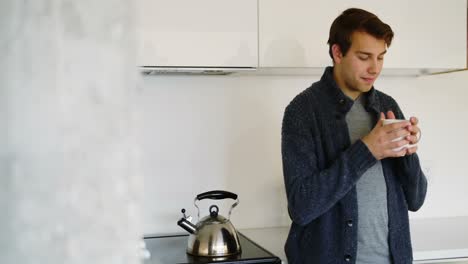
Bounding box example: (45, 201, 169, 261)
(259, 0, 466, 69)
(137, 0, 258, 67)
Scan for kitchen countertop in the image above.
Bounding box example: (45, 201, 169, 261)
(240, 216, 468, 264)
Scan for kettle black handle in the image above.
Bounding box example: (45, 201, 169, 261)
(196, 190, 238, 201)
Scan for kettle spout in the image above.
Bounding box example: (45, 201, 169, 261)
(177, 218, 197, 234)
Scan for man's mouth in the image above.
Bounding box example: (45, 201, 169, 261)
(361, 77, 375, 84)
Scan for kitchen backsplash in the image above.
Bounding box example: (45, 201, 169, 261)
(138, 71, 468, 234)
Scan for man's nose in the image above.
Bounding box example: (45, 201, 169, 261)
(368, 60, 379, 74)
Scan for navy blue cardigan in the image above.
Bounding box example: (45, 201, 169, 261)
(281, 67, 427, 264)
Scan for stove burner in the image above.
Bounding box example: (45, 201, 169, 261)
(144, 232, 281, 263)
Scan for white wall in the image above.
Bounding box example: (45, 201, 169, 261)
(0, 1, 143, 263)
(138, 74, 308, 234)
(140, 71, 468, 234)
(378, 71, 468, 220)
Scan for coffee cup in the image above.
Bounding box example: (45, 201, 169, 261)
(382, 119, 417, 152)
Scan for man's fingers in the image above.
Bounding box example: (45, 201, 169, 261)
(382, 120, 411, 132)
(410, 116, 419, 125)
(407, 124, 420, 135)
(371, 113, 420, 159)
(387, 111, 396, 119)
(406, 134, 419, 144)
(375, 112, 386, 128)
(389, 129, 410, 141)
(387, 148, 407, 157)
(397, 148, 407, 157)
(406, 145, 418, 155)
(389, 139, 409, 150)
(379, 112, 385, 123)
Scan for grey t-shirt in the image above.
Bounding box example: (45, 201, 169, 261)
(345, 95, 391, 264)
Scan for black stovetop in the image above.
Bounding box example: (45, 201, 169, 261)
(143, 232, 281, 264)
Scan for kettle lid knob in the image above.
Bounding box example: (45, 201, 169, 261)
(209, 205, 219, 218)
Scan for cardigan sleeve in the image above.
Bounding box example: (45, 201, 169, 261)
(389, 99, 428, 211)
(281, 97, 377, 226)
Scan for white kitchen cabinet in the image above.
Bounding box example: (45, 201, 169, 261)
(137, 0, 258, 68)
(259, 0, 467, 71)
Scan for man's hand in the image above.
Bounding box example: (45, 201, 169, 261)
(362, 112, 412, 160)
(386, 111, 421, 155)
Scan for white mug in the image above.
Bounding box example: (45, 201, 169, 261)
(382, 119, 417, 152)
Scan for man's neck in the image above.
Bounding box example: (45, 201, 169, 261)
(332, 67, 361, 100)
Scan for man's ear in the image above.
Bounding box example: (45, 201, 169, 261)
(331, 44, 343, 64)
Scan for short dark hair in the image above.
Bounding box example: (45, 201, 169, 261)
(327, 8, 394, 61)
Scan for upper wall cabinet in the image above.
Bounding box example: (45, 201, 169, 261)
(259, 0, 467, 71)
(137, 0, 258, 69)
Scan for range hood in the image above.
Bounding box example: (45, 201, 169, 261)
(137, 0, 258, 75)
(140, 66, 257, 76)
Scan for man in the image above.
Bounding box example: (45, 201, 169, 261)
(281, 8, 427, 264)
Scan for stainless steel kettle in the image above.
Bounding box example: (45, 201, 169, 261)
(177, 190, 241, 257)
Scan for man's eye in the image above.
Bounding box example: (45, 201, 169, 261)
(359, 56, 368, 60)
(378, 57, 384, 61)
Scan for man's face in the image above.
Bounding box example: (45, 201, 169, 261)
(334, 31, 387, 97)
